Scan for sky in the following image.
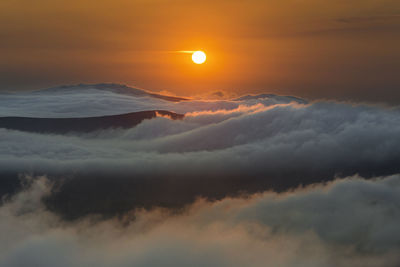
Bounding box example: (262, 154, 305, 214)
(0, 0, 400, 102)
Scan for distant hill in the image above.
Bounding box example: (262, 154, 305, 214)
(0, 110, 184, 134)
(234, 94, 307, 104)
(37, 83, 188, 102)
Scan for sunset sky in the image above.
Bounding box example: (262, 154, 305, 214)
(1, 0, 399, 102)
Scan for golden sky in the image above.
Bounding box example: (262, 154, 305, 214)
(1, 0, 400, 102)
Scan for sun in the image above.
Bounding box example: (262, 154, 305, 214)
(192, 51, 206, 64)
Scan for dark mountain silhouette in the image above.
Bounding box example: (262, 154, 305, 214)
(0, 110, 184, 134)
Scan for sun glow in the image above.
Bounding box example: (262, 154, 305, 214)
(192, 51, 206, 64)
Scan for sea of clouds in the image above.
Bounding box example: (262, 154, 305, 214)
(1, 84, 400, 266)
(1, 87, 400, 187)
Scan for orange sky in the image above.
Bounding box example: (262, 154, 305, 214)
(1, 0, 400, 102)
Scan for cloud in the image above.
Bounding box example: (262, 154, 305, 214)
(2, 86, 400, 265)
(0, 84, 306, 117)
(1, 89, 400, 217)
(1, 175, 400, 267)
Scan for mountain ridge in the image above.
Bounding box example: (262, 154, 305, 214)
(36, 83, 189, 102)
(0, 110, 184, 134)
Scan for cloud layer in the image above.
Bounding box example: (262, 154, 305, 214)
(2, 85, 400, 265)
(1, 175, 400, 267)
(1, 87, 400, 217)
(0, 84, 306, 117)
